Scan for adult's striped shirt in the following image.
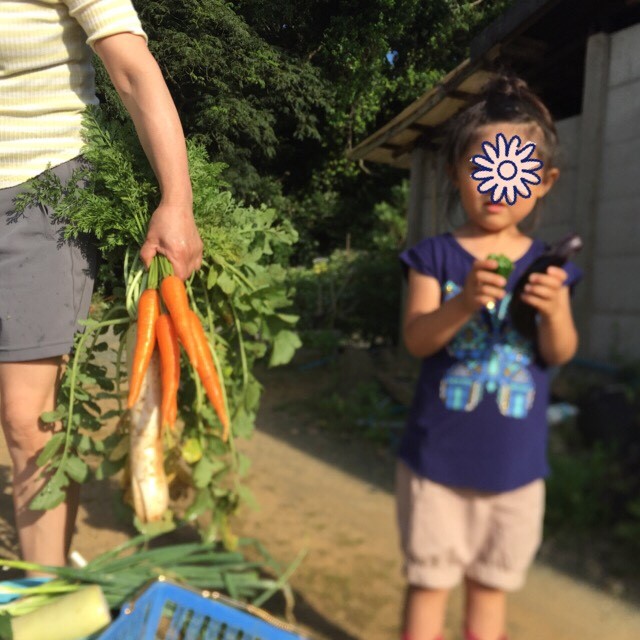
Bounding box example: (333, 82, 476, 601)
(0, 0, 147, 189)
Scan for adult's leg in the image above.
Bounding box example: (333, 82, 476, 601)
(0, 358, 78, 568)
(464, 577, 507, 640)
(402, 584, 449, 640)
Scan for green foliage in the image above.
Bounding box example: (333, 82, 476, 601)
(616, 498, 640, 554)
(369, 180, 409, 251)
(232, 0, 515, 252)
(288, 179, 407, 344)
(96, 1, 515, 254)
(97, 0, 329, 206)
(544, 362, 640, 566)
(16, 117, 155, 251)
(236, 0, 514, 140)
(16, 108, 299, 538)
(545, 444, 615, 532)
(314, 380, 406, 446)
(289, 249, 401, 345)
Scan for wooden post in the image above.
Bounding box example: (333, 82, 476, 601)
(399, 145, 428, 347)
(572, 32, 610, 357)
(405, 145, 427, 247)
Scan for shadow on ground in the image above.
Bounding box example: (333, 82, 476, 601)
(0, 464, 134, 572)
(78, 476, 136, 535)
(0, 464, 21, 580)
(255, 357, 398, 497)
(149, 527, 359, 640)
(268, 589, 360, 640)
(255, 355, 640, 613)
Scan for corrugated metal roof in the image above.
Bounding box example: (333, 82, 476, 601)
(347, 0, 572, 167)
(347, 60, 497, 168)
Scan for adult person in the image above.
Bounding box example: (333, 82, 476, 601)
(0, 0, 203, 568)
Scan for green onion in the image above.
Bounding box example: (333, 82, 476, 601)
(0, 532, 298, 626)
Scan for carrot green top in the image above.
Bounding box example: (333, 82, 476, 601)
(0, 0, 147, 189)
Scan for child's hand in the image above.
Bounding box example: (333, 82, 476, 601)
(519, 266, 568, 318)
(461, 259, 507, 312)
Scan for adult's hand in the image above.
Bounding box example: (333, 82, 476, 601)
(140, 203, 203, 280)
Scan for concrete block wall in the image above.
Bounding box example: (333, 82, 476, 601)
(539, 26, 640, 360)
(589, 21, 640, 359)
(536, 116, 581, 244)
(407, 23, 640, 361)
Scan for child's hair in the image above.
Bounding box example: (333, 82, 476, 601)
(442, 74, 559, 228)
(444, 74, 559, 169)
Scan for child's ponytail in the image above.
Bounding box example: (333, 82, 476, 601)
(444, 74, 559, 170)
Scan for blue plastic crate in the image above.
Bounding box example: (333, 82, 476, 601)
(97, 580, 307, 640)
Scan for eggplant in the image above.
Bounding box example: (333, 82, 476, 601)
(510, 233, 583, 341)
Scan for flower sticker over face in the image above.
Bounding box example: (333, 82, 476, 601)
(471, 133, 544, 205)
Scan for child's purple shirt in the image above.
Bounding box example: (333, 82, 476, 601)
(399, 232, 582, 492)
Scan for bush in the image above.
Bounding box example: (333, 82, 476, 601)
(546, 360, 640, 563)
(616, 498, 640, 555)
(545, 444, 616, 532)
(289, 249, 402, 345)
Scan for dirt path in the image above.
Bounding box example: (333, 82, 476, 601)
(233, 364, 640, 640)
(0, 359, 639, 639)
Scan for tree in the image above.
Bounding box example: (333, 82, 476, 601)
(98, 1, 515, 256)
(98, 0, 330, 205)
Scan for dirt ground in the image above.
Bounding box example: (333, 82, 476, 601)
(1, 351, 640, 639)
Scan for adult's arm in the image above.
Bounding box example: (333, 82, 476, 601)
(94, 33, 203, 280)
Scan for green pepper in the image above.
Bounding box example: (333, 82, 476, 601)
(487, 253, 514, 280)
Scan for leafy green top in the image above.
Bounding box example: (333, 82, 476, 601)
(15, 107, 300, 541)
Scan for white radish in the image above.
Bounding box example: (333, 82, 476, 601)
(127, 326, 169, 522)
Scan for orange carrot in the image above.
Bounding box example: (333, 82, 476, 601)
(168, 396, 178, 427)
(160, 275, 199, 368)
(189, 310, 229, 440)
(127, 288, 160, 408)
(156, 313, 180, 431)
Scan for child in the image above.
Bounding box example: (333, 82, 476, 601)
(396, 75, 582, 640)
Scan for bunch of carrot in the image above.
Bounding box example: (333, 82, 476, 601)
(127, 256, 230, 441)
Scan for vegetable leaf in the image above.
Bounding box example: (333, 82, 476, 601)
(269, 330, 302, 367)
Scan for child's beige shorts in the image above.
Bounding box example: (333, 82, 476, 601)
(396, 461, 545, 591)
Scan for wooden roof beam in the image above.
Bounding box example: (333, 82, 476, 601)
(442, 88, 476, 101)
(470, 0, 563, 61)
(501, 35, 550, 59)
(391, 135, 441, 160)
(406, 123, 446, 137)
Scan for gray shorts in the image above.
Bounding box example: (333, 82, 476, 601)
(0, 158, 98, 362)
(396, 461, 545, 591)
